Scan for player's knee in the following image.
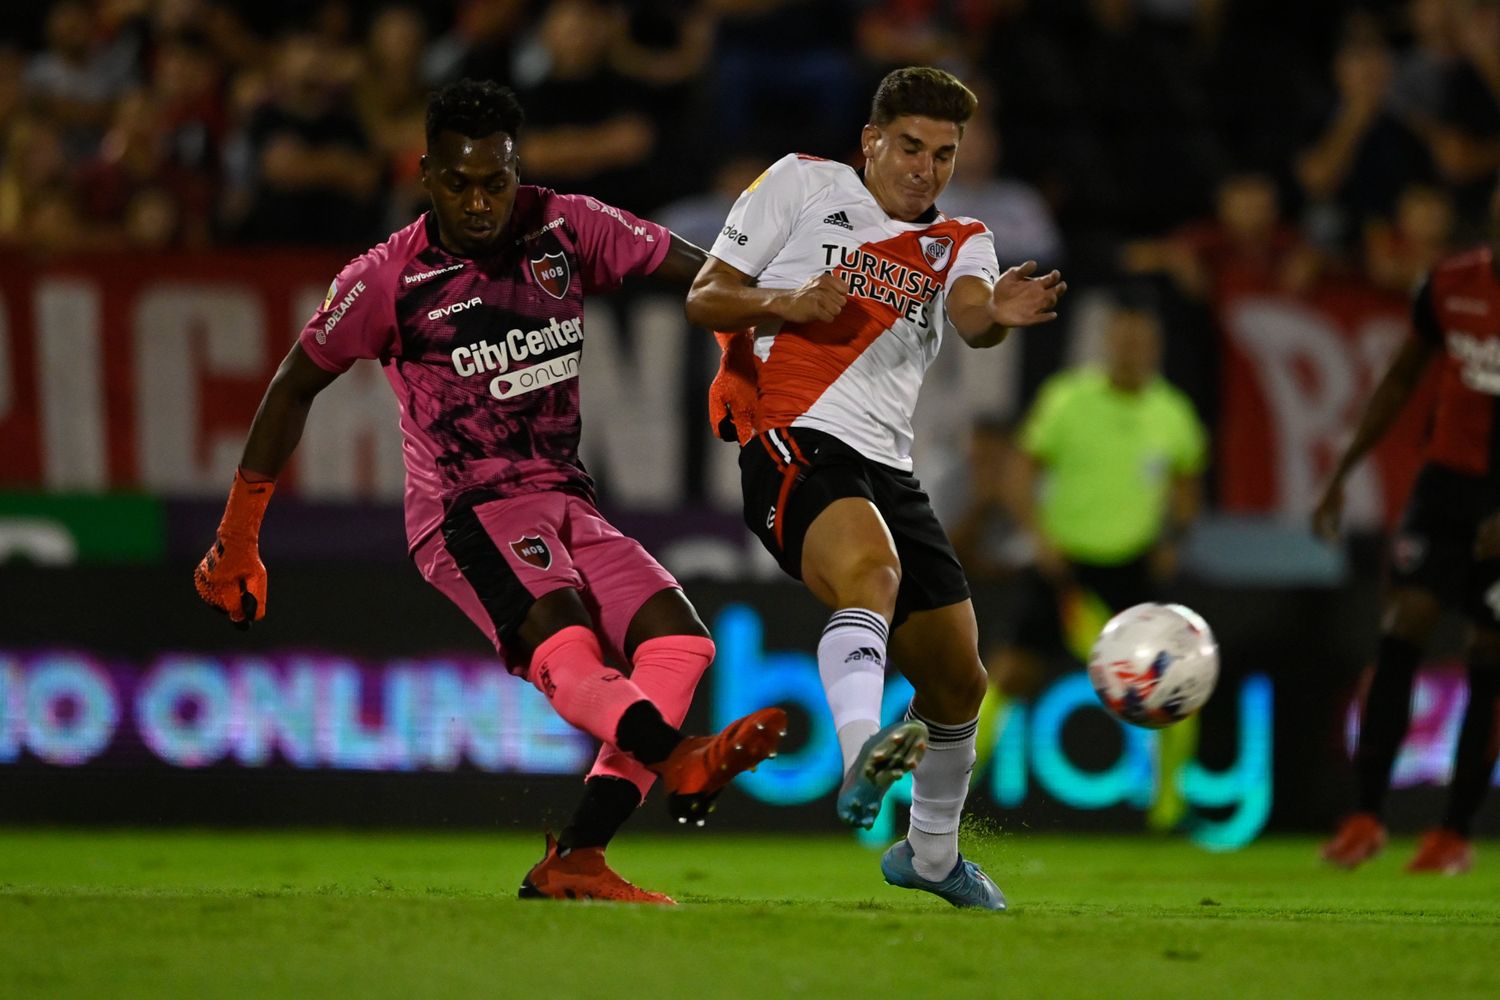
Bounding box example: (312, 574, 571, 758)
(821, 552, 900, 612)
(517, 588, 594, 652)
(916, 658, 987, 721)
(954, 661, 989, 717)
(624, 590, 711, 655)
(856, 558, 901, 608)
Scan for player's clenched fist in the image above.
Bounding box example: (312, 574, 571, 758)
(194, 470, 274, 629)
(779, 272, 849, 324)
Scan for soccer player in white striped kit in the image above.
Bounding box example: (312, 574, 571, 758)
(687, 67, 1066, 908)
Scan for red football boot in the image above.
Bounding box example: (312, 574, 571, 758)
(1406, 828, 1474, 875)
(518, 834, 676, 904)
(651, 707, 788, 826)
(1321, 812, 1387, 869)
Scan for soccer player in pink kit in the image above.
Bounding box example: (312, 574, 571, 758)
(193, 79, 785, 904)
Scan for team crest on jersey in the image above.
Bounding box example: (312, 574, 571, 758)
(509, 535, 553, 570)
(918, 236, 954, 272)
(530, 251, 570, 299)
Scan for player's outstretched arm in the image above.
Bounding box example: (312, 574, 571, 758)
(193, 345, 341, 628)
(1312, 334, 1437, 540)
(685, 257, 848, 330)
(239, 345, 343, 477)
(947, 261, 1067, 348)
(650, 233, 709, 286)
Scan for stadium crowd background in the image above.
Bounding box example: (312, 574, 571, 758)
(3, 0, 1495, 268)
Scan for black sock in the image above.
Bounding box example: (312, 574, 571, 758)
(1440, 663, 1500, 837)
(1354, 634, 1423, 815)
(613, 700, 682, 766)
(558, 776, 643, 853)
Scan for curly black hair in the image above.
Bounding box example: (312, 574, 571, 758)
(425, 79, 525, 148)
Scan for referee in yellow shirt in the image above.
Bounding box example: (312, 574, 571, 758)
(982, 301, 1208, 831)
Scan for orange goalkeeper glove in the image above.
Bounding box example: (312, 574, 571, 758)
(194, 469, 274, 630)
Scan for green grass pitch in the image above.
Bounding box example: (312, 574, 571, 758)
(2, 828, 1497, 999)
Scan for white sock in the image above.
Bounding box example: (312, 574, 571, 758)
(906, 704, 977, 881)
(818, 608, 889, 774)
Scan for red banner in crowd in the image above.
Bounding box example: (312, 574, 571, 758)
(0, 249, 413, 500)
(1216, 277, 1435, 530)
(0, 249, 1437, 528)
(0, 250, 775, 512)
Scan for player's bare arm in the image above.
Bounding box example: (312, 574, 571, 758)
(1312, 335, 1437, 539)
(240, 345, 343, 478)
(946, 261, 1067, 349)
(686, 257, 849, 330)
(193, 344, 341, 627)
(651, 233, 710, 286)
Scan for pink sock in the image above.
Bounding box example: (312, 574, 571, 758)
(588, 635, 715, 798)
(529, 626, 654, 745)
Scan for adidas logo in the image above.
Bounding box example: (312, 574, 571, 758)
(823, 210, 854, 230)
(844, 647, 882, 663)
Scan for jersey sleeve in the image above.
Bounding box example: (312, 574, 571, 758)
(708, 153, 806, 277)
(559, 194, 671, 293)
(1166, 390, 1209, 476)
(298, 251, 398, 374)
(1020, 375, 1070, 463)
(1410, 276, 1441, 345)
(945, 227, 1000, 289)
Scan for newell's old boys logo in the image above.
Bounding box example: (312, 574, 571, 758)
(919, 235, 953, 272)
(510, 535, 553, 570)
(530, 252, 570, 300)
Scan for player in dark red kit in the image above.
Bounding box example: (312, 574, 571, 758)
(1315, 176, 1500, 875)
(193, 80, 785, 903)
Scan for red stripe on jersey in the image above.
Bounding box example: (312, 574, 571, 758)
(751, 219, 987, 435)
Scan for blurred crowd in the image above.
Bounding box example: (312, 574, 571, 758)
(0, 0, 1495, 289)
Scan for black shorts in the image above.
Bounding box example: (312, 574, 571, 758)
(1392, 464, 1500, 625)
(740, 426, 970, 628)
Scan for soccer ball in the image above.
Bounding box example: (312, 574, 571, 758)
(1087, 602, 1218, 729)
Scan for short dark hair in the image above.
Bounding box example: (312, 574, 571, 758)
(869, 67, 978, 129)
(425, 79, 525, 148)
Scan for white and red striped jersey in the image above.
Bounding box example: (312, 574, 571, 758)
(709, 153, 999, 471)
